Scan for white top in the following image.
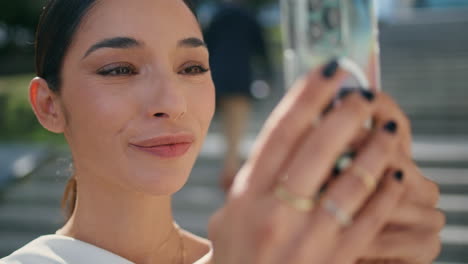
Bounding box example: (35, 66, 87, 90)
(1, 234, 213, 264)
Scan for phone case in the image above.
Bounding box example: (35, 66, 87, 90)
(281, 0, 381, 92)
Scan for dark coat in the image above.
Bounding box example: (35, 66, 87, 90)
(205, 4, 269, 99)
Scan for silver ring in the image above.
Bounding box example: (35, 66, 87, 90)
(322, 199, 352, 227)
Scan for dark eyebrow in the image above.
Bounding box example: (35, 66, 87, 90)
(82, 37, 141, 59)
(178, 37, 207, 49)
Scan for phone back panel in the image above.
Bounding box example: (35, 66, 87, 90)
(281, 0, 381, 92)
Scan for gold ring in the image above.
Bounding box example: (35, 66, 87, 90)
(352, 165, 376, 192)
(274, 184, 315, 212)
(322, 198, 352, 227)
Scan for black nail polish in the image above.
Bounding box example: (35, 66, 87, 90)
(394, 170, 404, 182)
(332, 167, 341, 177)
(322, 59, 339, 79)
(360, 89, 375, 102)
(337, 88, 355, 101)
(384, 121, 398, 134)
(322, 101, 335, 115)
(319, 182, 329, 194)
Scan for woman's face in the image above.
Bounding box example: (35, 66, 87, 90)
(59, 0, 215, 195)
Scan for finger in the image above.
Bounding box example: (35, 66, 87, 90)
(341, 93, 412, 156)
(363, 229, 442, 263)
(249, 196, 311, 264)
(393, 155, 440, 207)
(312, 119, 400, 230)
(233, 61, 349, 195)
(327, 171, 405, 264)
(281, 90, 375, 198)
(288, 126, 400, 263)
(291, 170, 402, 264)
(384, 199, 446, 230)
(354, 128, 439, 207)
(357, 259, 404, 264)
(372, 93, 412, 156)
(359, 93, 440, 207)
(349, 126, 372, 150)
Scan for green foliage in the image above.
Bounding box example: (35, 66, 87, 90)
(0, 0, 46, 29)
(0, 1, 48, 74)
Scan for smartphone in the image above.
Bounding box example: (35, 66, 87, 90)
(280, 0, 382, 177)
(281, 0, 381, 93)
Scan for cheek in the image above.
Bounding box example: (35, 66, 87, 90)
(187, 81, 215, 132)
(62, 81, 136, 167)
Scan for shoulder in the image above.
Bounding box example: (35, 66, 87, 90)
(1, 235, 133, 264)
(181, 230, 213, 264)
(1, 235, 68, 264)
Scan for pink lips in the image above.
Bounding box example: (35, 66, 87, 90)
(130, 133, 194, 159)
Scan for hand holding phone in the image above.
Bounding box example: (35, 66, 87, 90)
(281, 0, 383, 187)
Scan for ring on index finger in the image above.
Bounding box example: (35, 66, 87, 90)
(274, 183, 315, 212)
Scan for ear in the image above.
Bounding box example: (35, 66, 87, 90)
(29, 77, 66, 134)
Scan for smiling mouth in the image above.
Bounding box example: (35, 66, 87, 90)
(130, 133, 195, 159)
(131, 142, 192, 159)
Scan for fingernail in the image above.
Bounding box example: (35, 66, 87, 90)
(383, 121, 398, 134)
(360, 89, 375, 102)
(394, 170, 404, 182)
(337, 88, 355, 100)
(322, 59, 339, 79)
(319, 182, 329, 194)
(322, 101, 335, 115)
(332, 167, 341, 177)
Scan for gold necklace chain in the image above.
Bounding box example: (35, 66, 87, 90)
(153, 223, 184, 264)
(175, 223, 185, 264)
(154, 224, 176, 254)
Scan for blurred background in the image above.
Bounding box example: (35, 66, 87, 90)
(0, 0, 467, 262)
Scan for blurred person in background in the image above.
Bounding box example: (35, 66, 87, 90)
(204, 0, 272, 192)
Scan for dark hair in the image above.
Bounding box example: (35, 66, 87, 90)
(34, 0, 198, 221)
(36, 0, 197, 92)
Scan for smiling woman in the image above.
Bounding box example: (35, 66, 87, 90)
(1, 0, 445, 263)
(3, 0, 214, 263)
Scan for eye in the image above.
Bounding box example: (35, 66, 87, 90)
(97, 63, 138, 76)
(179, 64, 210, 75)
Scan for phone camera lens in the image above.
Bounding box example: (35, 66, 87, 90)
(309, 23, 324, 42)
(308, 0, 323, 10)
(324, 7, 340, 29)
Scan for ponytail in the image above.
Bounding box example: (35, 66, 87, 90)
(61, 176, 77, 221)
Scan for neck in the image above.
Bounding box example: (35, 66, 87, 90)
(56, 170, 183, 264)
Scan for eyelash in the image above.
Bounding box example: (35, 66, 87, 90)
(97, 63, 137, 76)
(178, 64, 210, 75)
(96, 63, 210, 77)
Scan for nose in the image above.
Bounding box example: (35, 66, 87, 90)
(143, 75, 187, 121)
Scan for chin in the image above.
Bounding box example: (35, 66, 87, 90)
(115, 147, 199, 195)
(123, 166, 192, 196)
